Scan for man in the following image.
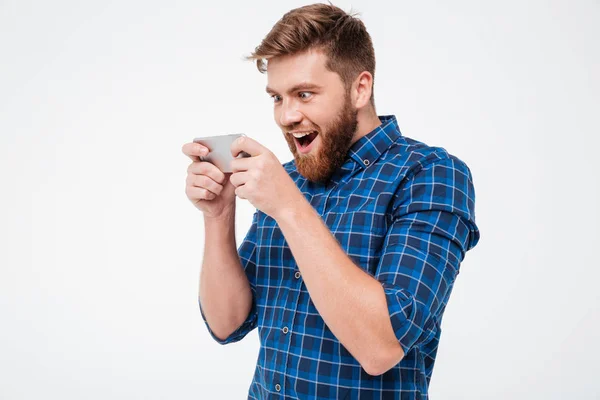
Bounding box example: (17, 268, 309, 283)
(182, 3, 480, 399)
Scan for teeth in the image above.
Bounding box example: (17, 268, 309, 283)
(292, 131, 314, 138)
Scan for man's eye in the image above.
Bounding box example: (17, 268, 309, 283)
(271, 94, 282, 103)
(299, 92, 313, 99)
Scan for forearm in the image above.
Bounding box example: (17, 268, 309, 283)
(198, 210, 253, 340)
(275, 201, 404, 375)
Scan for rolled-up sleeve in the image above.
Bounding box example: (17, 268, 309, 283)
(376, 156, 480, 354)
(199, 211, 259, 345)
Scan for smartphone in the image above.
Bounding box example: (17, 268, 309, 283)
(193, 133, 251, 173)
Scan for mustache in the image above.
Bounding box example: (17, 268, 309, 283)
(286, 125, 319, 133)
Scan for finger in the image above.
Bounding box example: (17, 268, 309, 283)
(229, 171, 251, 188)
(187, 161, 226, 184)
(230, 156, 253, 173)
(182, 142, 209, 162)
(234, 185, 247, 200)
(185, 186, 217, 201)
(230, 136, 267, 158)
(187, 174, 223, 196)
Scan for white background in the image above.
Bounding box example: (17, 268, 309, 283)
(1, 0, 598, 399)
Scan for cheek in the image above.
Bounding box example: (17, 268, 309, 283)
(302, 110, 324, 130)
(308, 101, 338, 128)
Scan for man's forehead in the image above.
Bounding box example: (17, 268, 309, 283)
(266, 50, 332, 91)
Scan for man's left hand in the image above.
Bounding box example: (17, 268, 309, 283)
(229, 136, 305, 219)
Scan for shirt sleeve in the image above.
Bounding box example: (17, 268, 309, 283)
(199, 210, 259, 345)
(376, 155, 480, 354)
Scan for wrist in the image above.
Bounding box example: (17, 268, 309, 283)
(203, 207, 236, 244)
(204, 205, 235, 224)
(273, 195, 312, 225)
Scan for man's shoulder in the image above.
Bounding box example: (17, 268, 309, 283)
(384, 134, 472, 178)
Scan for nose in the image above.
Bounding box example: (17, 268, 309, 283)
(279, 99, 303, 127)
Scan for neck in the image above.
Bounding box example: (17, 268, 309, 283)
(351, 108, 381, 145)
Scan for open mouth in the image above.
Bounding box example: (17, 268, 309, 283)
(294, 131, 319, 149)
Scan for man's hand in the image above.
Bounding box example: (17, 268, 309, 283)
(181, 141, 236, 219)
(229, 136, 305, 219)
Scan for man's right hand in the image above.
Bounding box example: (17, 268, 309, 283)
(182, 142, 236, 219)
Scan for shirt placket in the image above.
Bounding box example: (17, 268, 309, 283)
(271, 185, 329, 397)
(281, 262, 303, 397)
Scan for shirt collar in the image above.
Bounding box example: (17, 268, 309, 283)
(346, 115, 402, 168)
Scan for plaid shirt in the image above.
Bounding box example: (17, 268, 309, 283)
(200, 115, 480, 399)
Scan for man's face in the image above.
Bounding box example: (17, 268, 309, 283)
(266, 49, 358, 183)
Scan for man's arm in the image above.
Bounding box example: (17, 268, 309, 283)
(274, 157, 479, 376)
(275, 201, 402, 376)
(198, 209, 257, 342)
(227, 138, 479, 372)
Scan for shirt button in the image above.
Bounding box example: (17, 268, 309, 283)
(364, 159, 370, 166)
(275, 383, 281, 392)
(294, 271, 301, 279)
(282, 326, 289, 334)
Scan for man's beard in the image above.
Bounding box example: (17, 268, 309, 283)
(284, 94, 358, 184)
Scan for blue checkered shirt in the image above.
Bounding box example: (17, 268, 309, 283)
(200, 115, 480, 399)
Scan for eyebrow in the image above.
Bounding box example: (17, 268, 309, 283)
(265, 82, 323, 95)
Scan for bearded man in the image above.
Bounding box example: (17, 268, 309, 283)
(182, 4, 480, 399)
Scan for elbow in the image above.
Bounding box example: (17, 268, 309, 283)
(362, 362, 385, 377)
(361, 343, 406, 376)
(210, 326, 233, 343)
(361, 361, 396, 377)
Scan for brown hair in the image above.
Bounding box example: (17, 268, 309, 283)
(246, 3, 376, 108)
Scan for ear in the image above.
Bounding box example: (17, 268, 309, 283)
(351, 71, 374, 109)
